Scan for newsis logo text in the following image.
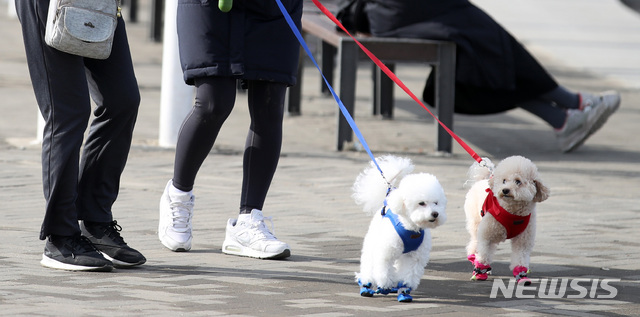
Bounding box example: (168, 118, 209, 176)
(490, 278, 620, 299)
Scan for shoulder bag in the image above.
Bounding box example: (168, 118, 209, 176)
(45, 0, 121, 59)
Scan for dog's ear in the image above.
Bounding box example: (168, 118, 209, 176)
(533, 178, 550, 202)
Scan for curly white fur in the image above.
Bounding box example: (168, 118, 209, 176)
(353, 155, 447, 296)
(464, 156, 550, 274)
(352, 155, 414, 216)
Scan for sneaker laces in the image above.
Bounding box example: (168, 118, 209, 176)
(245, 214, 278, 241)
(68, 235, 100, 258)
(101, 221, 127, 245)
(169, 199, 193, 231)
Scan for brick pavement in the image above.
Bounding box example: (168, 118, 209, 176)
(1, 1, 639, 316)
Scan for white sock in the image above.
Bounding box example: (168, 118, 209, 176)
(238, 213, 251, 222)
(169, 181, 192, 197)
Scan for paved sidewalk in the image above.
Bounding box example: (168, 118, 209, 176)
(1, 0, 639, 316)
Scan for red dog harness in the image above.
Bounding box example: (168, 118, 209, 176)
(481, 189, 530, 239)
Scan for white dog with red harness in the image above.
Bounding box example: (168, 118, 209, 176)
(464, 156, 550, 285)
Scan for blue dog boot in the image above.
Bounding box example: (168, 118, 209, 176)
(360, 287, 375, 297)
(375, 287, 391, 295)
(358, 280, 374, 297)
(398, 292, 413, 302)
(396, 283, 413, 302)
(360, 286, 375, 297)
(390, 281, 405, 293)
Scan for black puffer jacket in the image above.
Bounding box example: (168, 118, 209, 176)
(177, 0, 303, 86)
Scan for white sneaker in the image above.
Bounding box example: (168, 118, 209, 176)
(555, 90, 620, 152)
(222, 209, 291, 259)
(158, 180, 194, 251)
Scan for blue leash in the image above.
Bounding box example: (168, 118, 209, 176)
(275, 0, 385, 178)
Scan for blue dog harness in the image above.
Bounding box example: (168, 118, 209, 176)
(382, 206, 425, 254)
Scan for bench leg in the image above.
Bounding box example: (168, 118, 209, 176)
(321, 41, 336, 96)
(376, 63, 395, 119)
(435, 43, 456, 154)
(337, 42, 358, 151)
(371, 63, 378, 115)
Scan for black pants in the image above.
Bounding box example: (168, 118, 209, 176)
(423, 29, 558, 115)
(16, 0, 140, 240)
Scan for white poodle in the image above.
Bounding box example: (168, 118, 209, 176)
(352, 155, 447, 302)
(464, 156, 550, 285)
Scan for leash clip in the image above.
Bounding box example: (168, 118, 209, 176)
(479, 158, 494, 174)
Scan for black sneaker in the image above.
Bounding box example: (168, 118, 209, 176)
(80, 220, 146, 268)
(41, 235, 114, 272)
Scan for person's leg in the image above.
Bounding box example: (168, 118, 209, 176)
(539, 86, 580, 110)
(16, 0, 113, 271)
(520, 85, 620, 152)
(508, 30, 620, 152)
(172, 77, 237, 191)
(16, 0, 91, 240)
(239, 80, 287, 214)
(78, 17, 141, 223)
(520, 100, 567, 129)
(520, 85, 581, 128)
(222, 80, 290, 260)
(503, 28, 621, 152)
(75, 17, 146, 267)
(159, 76, 236, 252)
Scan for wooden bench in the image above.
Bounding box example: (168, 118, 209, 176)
(287, 13, 457, 153)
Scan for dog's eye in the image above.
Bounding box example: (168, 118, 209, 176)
(419, 202, 427, 206)
(502, 179, 506, 184)
(515, 179, 522, 185)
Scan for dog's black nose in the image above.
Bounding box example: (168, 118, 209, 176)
(431, 211, 439, 218)
(502, 189, 510, 195)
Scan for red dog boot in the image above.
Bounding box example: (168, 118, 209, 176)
(471, 261, 491, 281)
(467, 254, 476, 263)
(513, 266, 531, 285)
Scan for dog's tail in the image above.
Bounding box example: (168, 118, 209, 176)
(464, 157, 494, 187)
(352, 155, 414, 216)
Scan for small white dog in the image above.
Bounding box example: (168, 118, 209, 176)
(352, 155, 447, 302)
(464, 156, 549, 285)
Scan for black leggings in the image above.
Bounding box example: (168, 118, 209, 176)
(173, 77, 286, 213)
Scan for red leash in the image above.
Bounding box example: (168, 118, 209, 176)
(310, 0, 482, 163)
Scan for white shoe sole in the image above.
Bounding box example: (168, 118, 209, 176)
(221, 240, 290, 259)
(159, 233, 192, 252)
(40, 254, 113, 272)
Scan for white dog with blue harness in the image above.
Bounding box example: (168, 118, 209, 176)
(352, 155, 447, 302)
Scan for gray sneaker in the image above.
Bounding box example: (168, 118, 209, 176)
(555, 91, 620, 152)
